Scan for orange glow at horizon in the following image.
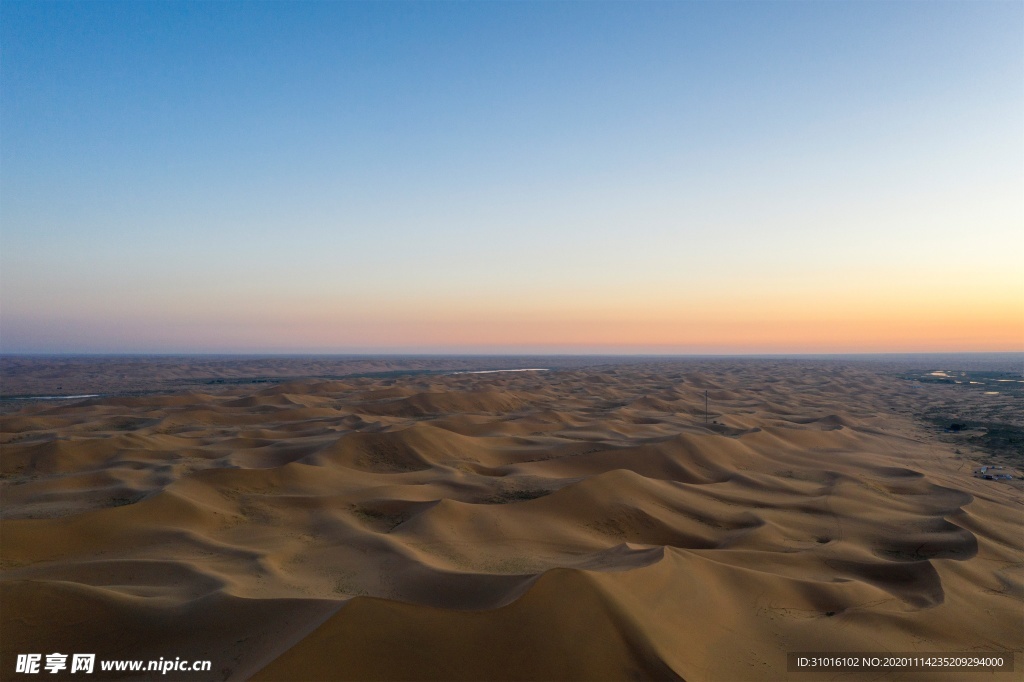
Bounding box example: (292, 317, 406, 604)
(4, 251, 1020, 353)
(55, 289, 1017, 353)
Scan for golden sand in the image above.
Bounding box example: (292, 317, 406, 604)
(1, 361, 1021, 680)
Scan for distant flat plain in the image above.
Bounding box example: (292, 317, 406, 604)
(1, 355, 1021, 680)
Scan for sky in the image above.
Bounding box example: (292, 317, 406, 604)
(1, 1, 1021, 354)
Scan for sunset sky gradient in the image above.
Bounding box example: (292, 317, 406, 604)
(2, 1, 1021, 353)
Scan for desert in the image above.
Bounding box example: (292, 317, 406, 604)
(4, 2, 1022, 680)
(1, 355, 1021, 680)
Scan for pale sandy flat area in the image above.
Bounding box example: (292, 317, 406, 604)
(1, 357, 1021, 680)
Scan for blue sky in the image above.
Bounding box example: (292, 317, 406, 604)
(2, 1, 1021, 353)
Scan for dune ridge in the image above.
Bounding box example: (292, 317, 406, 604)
(1, 361, 1021, 680)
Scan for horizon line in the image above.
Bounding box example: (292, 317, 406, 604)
(2, 351, 1022, 358)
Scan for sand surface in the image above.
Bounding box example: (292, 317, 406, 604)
(1, 359, 1021, 680)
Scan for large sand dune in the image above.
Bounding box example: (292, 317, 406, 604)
(1, 360, 1021, 680)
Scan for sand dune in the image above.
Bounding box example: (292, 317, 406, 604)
(1, 360, 1021, 680)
